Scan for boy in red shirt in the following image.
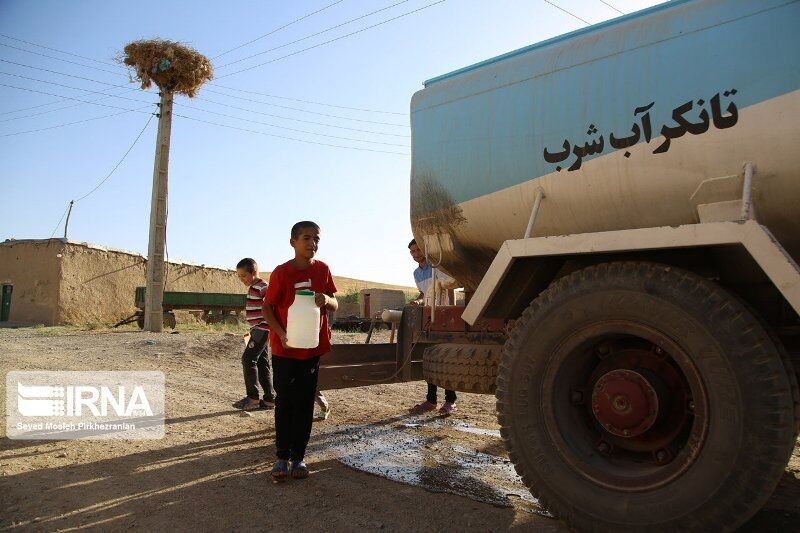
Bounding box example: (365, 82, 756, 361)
(263, 220, 337, 480)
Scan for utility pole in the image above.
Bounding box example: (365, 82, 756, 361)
(63, 200, 74, 239)
(122, 38, 211, 332)
(143, 91, 174, 332)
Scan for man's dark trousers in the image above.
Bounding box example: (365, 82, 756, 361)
(427, 383, 456, 404)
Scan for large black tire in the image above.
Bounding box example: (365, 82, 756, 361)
(736, 295, 800, 438)
(423, 343, 501, 394)
(497, 262, 796, 532)
(780, 345, 800, 438)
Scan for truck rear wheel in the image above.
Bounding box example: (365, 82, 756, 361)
(423, 343, 501, 394)
(497, 262, 796, 532)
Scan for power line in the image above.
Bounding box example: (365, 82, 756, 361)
(0, 58, 134, 89)
(196, 91, 407, 127)
(212, 0, 344, 60)
(598, 0, 625, 15)
(0, 33, 121, 69)
(0, 87, 140, 123)
(1, 72, 407, 146)
(0, 71, 154, 105)
(217, 0, 412, 69)
(49, 203, 71, 240)
(191, 95, 409, 137)
(0, 41, 127, 78)
(0, 82, 153, 114)
(45, 114, 154, 240)
(207, 84, 405, 115)
(217, 0, 447, 79)
(74, 114, 155, 202)
(0, 105, 152, 137)
(542, 0, 592, 25)
(2, 36, 405, 117)
(0, 58, 407, 130)
(1, 97, 75, 116)
(173, 101, 409, 146)
(173, 112, 410, 155)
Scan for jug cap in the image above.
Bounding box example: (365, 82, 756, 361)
(295, 290, 314, 296)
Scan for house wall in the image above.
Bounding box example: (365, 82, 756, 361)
(0, 239, 416, 326)
(0, 240, 64, 325)
(57, 242, 242, 324)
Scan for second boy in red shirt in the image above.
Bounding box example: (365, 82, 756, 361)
(263, 220, 337, 481)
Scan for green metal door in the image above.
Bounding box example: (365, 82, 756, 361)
(1, 285, 12, 321)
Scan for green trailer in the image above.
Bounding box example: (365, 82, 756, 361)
(115, 287, 246, 329)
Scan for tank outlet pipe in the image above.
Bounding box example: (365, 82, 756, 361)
(741, 162, 754, 221)
(381, 309, 403, 323)
(422, 234, 443, 323)
(431, 266, 438, 323)
(524, 187, 546, 238)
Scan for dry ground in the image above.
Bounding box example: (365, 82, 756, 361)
(1, 327, 798, 532)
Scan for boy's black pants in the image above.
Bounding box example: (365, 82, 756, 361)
(242, 328, 275, 401)
(427, 383, 457, 404)
(272, 354, 321, 462)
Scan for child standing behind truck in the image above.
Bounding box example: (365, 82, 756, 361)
(407, 239, 458, 416)
(232, 258, 275, 411)
(262, 221, 338, 481)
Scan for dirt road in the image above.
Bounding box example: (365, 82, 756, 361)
(1, 328, 798, 531)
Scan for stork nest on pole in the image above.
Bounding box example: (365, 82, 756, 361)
(120, 39, 213, 97)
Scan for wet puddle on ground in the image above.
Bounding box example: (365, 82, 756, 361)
(316, 418, 550, 515)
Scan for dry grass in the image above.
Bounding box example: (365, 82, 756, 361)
(120, 39, 212, 97)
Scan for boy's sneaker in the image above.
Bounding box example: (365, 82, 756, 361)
(233, 397, 260, 411)
(438, 402, 456, 416)
(290, 461, 309, 479)
(271, 459, 289, 481)
(314, 395, 330, 421)
(314, 404, 330, 421)
(260, 399, 275, 410)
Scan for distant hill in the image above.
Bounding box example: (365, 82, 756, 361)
(330, 275, 417, 300)
(259, 272, 416, 300)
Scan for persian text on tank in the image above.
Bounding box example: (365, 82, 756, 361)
(543, 90, 739, 172)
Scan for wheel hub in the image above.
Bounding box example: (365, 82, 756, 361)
(592, 369, 659, 437)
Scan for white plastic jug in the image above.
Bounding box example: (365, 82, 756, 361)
(286, 290, 320, 349)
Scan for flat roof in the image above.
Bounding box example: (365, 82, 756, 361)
(1, 238, 233, 272)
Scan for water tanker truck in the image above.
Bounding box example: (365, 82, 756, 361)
(319, 0, 800, 529)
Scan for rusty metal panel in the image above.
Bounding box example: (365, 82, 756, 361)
(325, 343, 397, 366)
(318, 361, 395, 390)
(318, 361, 423, 390)
(423, 305, 506, 333)
(398, 305, 423, 382)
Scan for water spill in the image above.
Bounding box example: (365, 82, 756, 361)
(437, 420, 502, 438)
(397, 417, 500, 437)
(317, 419, 551, 516)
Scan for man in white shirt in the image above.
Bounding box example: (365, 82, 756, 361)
(407, 239, 457, 416)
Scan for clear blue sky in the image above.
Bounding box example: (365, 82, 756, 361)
(0, 0, 663, 287)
